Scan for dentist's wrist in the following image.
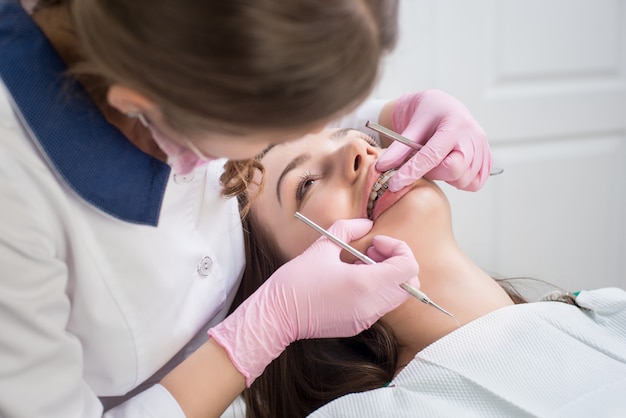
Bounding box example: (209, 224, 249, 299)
(160, 339, 246, 417)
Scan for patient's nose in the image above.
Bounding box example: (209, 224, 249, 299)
(341, 140, 377, 183)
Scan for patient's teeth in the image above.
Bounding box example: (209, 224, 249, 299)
(367, 169, 397, 219)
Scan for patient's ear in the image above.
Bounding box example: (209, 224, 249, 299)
(107, 85, 156, 116)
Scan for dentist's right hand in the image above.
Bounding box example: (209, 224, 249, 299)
(208, 218, 419, 386)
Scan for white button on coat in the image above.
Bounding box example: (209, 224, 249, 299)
(173, 172, 194, 184)
(197, 256, 213, 276)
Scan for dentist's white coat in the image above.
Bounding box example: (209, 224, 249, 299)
(0, 3, 387, 414)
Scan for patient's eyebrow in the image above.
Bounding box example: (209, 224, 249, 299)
(330, 128, 351, 141)
(276, 153, 311, 206)
(256, 144, 275, 160)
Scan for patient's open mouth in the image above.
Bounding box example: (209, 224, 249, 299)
(367, 169, 397, 219)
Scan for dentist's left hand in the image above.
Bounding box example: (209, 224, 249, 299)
(208, 218, 419, 386)
(376, 90, 493, 192)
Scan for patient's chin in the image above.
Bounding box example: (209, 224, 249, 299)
(384, 179, 445, 216)
(349, 181, 450, 256)
(373, 184, 449, 239)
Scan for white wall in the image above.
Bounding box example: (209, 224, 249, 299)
(372, 0, 626, 291)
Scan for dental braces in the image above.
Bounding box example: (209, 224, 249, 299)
(367, 169, 397, 218)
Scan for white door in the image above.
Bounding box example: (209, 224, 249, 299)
(373, 0, 626, 292)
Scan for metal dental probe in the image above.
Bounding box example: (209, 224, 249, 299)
(365, 121, 504, 176)
(294, 211, 457, 320)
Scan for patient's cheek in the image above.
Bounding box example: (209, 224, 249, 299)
(282, 229, 321, 260)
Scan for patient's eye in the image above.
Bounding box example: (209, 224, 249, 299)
(359, 133, 377, 147)
(295, 171, 318, 202)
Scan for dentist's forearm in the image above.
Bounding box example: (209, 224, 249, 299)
(160, 339, 245, 418)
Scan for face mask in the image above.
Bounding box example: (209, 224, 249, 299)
(130, 113, 213, 175)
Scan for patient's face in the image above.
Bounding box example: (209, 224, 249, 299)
(251, 128, 378, 258)
(252, 128, 448, 259)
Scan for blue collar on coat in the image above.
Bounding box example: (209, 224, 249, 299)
(0, 1, 170, 226)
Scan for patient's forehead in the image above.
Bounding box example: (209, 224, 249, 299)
(254, 128, 339, 190)
(258, 128, 378, 182)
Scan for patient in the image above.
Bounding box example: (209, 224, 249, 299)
(221, 128, 626, 417)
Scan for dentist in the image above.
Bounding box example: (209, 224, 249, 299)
(0, 0, 492, 417)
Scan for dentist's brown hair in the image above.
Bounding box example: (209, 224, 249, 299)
(61, 0, 399, 137)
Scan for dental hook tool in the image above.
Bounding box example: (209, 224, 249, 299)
(294, 211, 456, 320)
(365, 121, 504, 176)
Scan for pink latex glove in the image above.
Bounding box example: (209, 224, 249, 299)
(208, 218, 419, 386)
(376, 90, 493, 192)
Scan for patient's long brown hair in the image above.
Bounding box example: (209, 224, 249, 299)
(222, 160, 398, 417)
(236, 211, 399, 417)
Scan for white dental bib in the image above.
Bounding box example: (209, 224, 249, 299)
(309, 288, 626, 417)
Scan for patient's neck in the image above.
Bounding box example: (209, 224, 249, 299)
(384, 237, 514, 371)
